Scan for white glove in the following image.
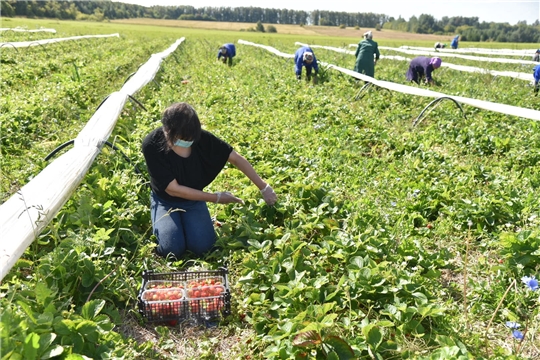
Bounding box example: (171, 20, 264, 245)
(260, 184, 277, 206)
(215, 191, 244, 204)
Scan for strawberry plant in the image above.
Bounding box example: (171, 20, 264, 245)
(1, 18, 539, 359)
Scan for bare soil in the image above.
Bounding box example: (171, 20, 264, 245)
(111, 18, 447, 41)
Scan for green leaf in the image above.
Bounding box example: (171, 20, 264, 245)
(76, 320, 99, 343)
(327, 351, 340, 360)
(64, 354, 89, 360)
(325, 336, 356, 360)
(320, 314, 338, 327)
(53, 319, 76, 336)
(362, 324, 383, 350)
(23, 333, 40, 360)
(36, 313, 54, 326)
(40, 344, 64, 359)
(81, 300, 105, 320)
(16, 300, 37, 324)
(81, 270, 95, 288)
(321, 302, 336, 314)
(412, 292, 428, 305)
(313, 276, 328, 288)
(349, 256, 364, 269)
(1, 350, 22, 360)
(37, 333, 56, 355)
(376, 320, 395, 327)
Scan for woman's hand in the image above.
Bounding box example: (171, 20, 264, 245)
(216, 191, 244, 204)
(260, 185, 277, 206)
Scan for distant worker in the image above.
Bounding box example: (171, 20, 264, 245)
(406, 56, 442, 85)
(434, 42, 447, 50)
(353, 31, 380, 79)
(218, 43, 236, 66)
(294, 46, 319, 84)
(534, 64, 540, 94)
(450, 35, 460, 49)
(533, 49, 540, 62)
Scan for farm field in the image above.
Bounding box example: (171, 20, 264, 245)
(1, 17, 539, 359)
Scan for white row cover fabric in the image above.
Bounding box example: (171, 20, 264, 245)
(239, 40, 540, 123)
(0, 38, 185, 281)
(299, 43, 534, 82)
(327, 63, 540, 122)
(348, 44, 538, 66)
(0, 27, 56, 33)
(0, 33, 120, 48)
(238, 39, 294, 58)
(401, 46, 537, 57)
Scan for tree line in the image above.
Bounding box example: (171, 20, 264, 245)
(1, 0, 539, 43)
(384, 14, 540, 43)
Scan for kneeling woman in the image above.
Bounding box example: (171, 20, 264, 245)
(142, 102, 277, 259)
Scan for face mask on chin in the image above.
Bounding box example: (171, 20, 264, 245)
(174, 139, 194, 148)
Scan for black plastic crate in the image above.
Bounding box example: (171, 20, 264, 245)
(138, 267, 231, 323)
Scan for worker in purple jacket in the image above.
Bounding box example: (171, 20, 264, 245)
(294, 46, 319, 84)
(218, 43, 236, 66)
(406, 56, 442, 85)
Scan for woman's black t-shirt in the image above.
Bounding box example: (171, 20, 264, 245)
(142, 127, 233, 202)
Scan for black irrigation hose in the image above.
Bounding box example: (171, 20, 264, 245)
(95, 94, 147, 112)
(27, 42, 49, 55)
(103, 141, 144, 176)
(0, 43, 19, 53)
(412, 96, 467, 127)
(127, 95, 148, 112)
(44, 139, 74, 161)
(44, 139, 144, 176)
(95, 94, 111, 111)
(353, 82, 373, 100)
(123, 71, 137, 85)
(353, 81, 393, 101)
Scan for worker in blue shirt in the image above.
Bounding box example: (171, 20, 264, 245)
(218, 43, 236, 66)
(450, 35, 459, 49)
(534, 64, 540, 94)
(294, 46, 319, 84)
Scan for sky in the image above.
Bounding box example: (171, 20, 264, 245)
(111, 0, 540, 25)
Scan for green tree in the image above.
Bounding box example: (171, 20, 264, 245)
(0, 1, 15, 17)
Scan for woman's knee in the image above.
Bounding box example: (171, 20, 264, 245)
(186, 224, 216, 255)
(155, 228, 186, 258)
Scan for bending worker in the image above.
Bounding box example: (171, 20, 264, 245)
(406, 56, 442, 85)
(218, 43, 236, 65)
(534, 64, 540, 94)
(294, 46, 319, 84)
(434, 42, 446, 50)
(354, 31, 380, 79)
(450, 35, 459, 49)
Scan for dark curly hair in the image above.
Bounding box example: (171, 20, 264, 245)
(161, 102, 202, 149)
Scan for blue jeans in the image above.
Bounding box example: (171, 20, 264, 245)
(150, 192, 216, 258)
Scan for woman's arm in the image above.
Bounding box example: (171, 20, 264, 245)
(165, 180, 217, 202)
(228, 150, 277, 205)
(227, 151, 267, 190)
(165, 179, 243, 204)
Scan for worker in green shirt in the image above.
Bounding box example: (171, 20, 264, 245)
(353, 31, 380, 79)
